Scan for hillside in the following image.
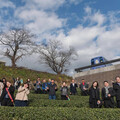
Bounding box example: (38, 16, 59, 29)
(0, 65, 72, 83)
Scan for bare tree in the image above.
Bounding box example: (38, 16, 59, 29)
(0, 29, 35, 67)
(37, 40, 77, 74)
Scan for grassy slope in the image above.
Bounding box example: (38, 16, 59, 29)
(0, 65, 72, 83)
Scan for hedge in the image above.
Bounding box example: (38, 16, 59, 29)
(0, 107, 120, 120)
(28, 94, 89, 108)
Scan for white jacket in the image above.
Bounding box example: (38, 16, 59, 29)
(15, 86, 30, 101)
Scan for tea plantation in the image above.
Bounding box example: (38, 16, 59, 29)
(0, 89, 120, 120)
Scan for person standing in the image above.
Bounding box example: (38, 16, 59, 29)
(89, 81, 101, 108)
(0, 80, 4, 96)
(80, 79, 89, 96)
(27, 78, 33, 90)
(70, 79, 78, 95)
(15, 77, 21, 89)
(113, 76, 120, 108)
(15, 82, 30, 107)
(47, 79, 57, 100)
(102, 81, 115, 108)
(2, 78, 6, 86)
(42, 79, 48, 94)
(60, 82, 69, 100)
(0, 81, 15, 106)
(47, 79, 51, 85)
(35, 78, 42, 94)
(0, 80, 4, 106)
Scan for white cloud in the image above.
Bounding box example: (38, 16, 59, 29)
(91, 12, 106, 26)
(64, 26, 104, 49)
(69, 0, 83, 5)
(22, 0, 65, 10)
(84, 7, 106, 26)
(14, 0, 66, 37)
(16, 9, 65, 34)
(0, 0, 15, 9)
(97, 26, 120, 57)
(84, 6, 92, 14)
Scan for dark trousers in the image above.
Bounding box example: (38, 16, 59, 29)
(35, 88, 42, 94)
(90, 99, 98, 108)
(71, 92, 76, 95)
(15, 100, 28, 107)
(81, 90, 89, 96)
(1, 98, 14, 106)
(117, 100, 120, 108)
(42, 90, 47, 94)
(104, 100, 114, 108)
(90, 99, 102, 108)
(49, 95, 56, 100)
(61, 95, 68, 100)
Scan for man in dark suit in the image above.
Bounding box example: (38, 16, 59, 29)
(102, 81, 115, 108)
(79, 79, 89, 96)
(70, 79, 78, 95)
(113, 76, 120, 108)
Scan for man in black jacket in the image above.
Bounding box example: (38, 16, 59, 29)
(47, 79, 57, 100)
(113, 76, 120, 108)
(102, 81, 115, 108)
(80, 79, 89, 96)
(70, 79, 78, 95)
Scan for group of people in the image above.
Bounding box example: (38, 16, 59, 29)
(33, 78, 88, 100)
(0, 78, 30, 107)
(33, 78, 51, 94)
(69, 77, 120, 108)
(59, 77, 120, 108)
(88, 76, 120, 108)
(1, 76, 120, 108)
(34, 78, 68, 100)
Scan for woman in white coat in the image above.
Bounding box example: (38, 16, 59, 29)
(15, 82, 30, 107)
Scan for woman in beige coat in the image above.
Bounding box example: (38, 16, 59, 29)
(0, 81, 4, 97)
(15, 82, 30, 107)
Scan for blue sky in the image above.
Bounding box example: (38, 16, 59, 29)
(0, 0, 120, 75)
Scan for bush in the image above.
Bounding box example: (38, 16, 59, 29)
(28, 93, 89, 108)
(0, 107, 120, 120)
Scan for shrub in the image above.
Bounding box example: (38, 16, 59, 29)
(0, 107, 120, 120)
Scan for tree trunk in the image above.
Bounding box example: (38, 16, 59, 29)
(57, 72, 62, 75)
(11, 58, 16, 67)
